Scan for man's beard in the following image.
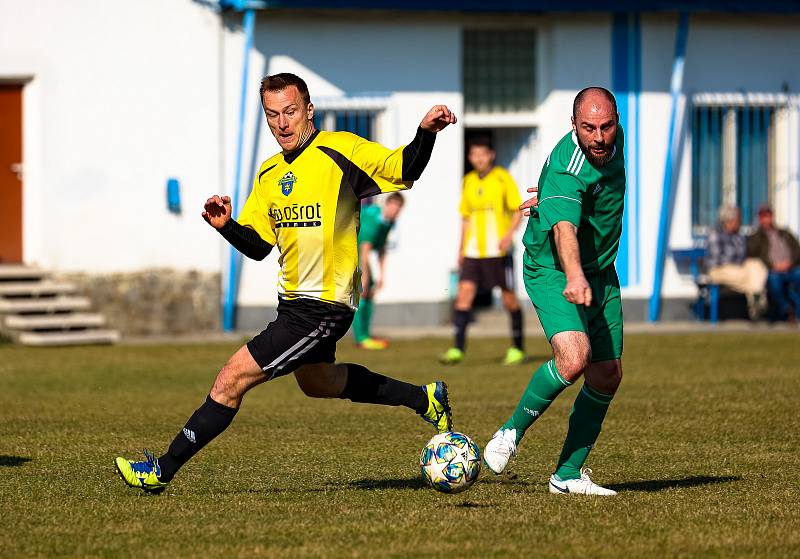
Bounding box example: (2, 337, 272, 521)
(578, 138, 613, 167)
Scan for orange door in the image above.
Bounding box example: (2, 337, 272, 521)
(0, 84, 23, 263)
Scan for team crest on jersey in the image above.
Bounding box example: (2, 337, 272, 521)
(279, 172, 297, 196)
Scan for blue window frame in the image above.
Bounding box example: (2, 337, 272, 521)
(691, 101, 778, 234)
(313, 110, 375, 140)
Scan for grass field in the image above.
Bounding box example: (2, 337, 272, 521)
(2, 332, 799, 558)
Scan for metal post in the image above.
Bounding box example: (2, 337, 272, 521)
(223, 8, 256, 332)
(648, 12, 689, 322)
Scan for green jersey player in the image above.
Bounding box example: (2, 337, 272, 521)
(483, 87, 626, 496)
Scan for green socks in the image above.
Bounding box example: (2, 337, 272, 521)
(554, 384, 614, 481)
(352, 297, 373, 343)
(502, 360, 572, 444)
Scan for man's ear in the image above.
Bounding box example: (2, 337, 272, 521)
(571, 116, 577, 132)
(307, 102, 315, 121)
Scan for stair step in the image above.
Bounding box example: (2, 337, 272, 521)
(0, 281, 77, 297)
(4, 313, 106, 330)
(0, 265, 47, 281)
(18, 329, 120, 346)
(0, 296, 92, 314)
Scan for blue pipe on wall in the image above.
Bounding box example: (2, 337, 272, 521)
(648, 12, 689, 322)
(222, 8, 256, 332)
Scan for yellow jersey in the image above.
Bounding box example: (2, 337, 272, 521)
(460, 166, 522, 258)
(237, 130, 412, 309)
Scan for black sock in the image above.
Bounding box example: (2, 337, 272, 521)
(510, 309, 524, 350)
(158, 395, 238, 482)
(453, 310, 471, 352)
(339, 363, 428, 414)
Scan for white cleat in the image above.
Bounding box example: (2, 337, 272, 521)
(548, 468, 617, 496)
(483, 428, 518, 474)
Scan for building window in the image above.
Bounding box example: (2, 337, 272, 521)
(314, 110, 375, 140)
(463, 29, 536, 114)
(691, 96, 786, 234)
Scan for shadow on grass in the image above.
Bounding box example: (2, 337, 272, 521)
(348, 477, 427, 490)
(0, 455, 32, 467)
(609, 475, 741, 493)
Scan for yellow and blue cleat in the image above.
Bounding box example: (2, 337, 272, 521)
(420, 381, 453, 433)
(114, 449, 169, 494)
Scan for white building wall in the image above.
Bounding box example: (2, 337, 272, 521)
(0, 0, 224, 273)
(3, 4, 799, 313)
(636, 13, 800, 300)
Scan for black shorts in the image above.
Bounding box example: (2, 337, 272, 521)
(247, 297, 354, 380)
(459, 255, 515, 291)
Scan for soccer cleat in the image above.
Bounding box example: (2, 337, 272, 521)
(548, 468, 617, 496)
(420, 381, 453, 433)
(357, 337, 389, 350)
(483, 428, 518, 474)
(114, 449, 168, 494)
(502, 347, 526, 366)
(439, 347, 464, 365)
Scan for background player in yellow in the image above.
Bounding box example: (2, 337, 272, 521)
(114, 73, 456, 493)
(441, 137, 526, 366)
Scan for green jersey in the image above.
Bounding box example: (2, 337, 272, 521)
(358, 204, 394, 252)
(523, 128, 626, 274)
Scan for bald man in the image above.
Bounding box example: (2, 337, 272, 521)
(483, 87, 625, 496)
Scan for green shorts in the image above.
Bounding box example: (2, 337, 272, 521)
(523, 265, 623, 362)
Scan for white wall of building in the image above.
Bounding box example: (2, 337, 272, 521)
(0, 0, 224, 273)
(3, 3, 799, 313)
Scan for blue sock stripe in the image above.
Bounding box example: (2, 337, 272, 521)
(547, 360, 572, 388)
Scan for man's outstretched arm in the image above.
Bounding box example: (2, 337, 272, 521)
(202, 195, 273, 261)
(402, 105, 458, 181)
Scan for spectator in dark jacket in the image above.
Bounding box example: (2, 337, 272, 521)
(747, 205, 800, 321)
(707, 205, 767, 319)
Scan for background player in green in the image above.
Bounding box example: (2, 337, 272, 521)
(483, 87, 626, 496)
(353, 193, 405, 350)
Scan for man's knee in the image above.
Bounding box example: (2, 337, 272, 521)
(586, 360, 623, 394)
(454, 282, 477, 309)
(501, 289, 520, 311)
(552, 333, 592, 381)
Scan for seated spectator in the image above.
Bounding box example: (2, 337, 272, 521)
(747, 205, 800, 322)
(706, 205, 768, 319)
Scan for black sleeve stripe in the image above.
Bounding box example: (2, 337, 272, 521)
(402, 127, 436, 181)
(258, 164, 278, 181)
(218, 219, 273, 261)
(317, 145, 383, 200)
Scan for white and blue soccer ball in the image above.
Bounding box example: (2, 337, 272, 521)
(420, 431, 481, 494)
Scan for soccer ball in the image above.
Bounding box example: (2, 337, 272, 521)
(419, 431, 481, 494)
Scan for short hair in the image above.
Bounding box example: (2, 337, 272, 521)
(386, 192, 405, 205)
(259, 73, 311, 106)
(573, 87, 618, 119)
(718, 204, 740, 223)
(757, 204, 773, 216)
(467, 136, 494, 151)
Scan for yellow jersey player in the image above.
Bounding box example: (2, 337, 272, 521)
(440, 137, 525, 366)
(115, 73, 456, 493)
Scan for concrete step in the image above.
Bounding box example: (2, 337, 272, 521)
(0, 296, 92, 314)
(0, 281, 77, 297)
(4, 313, 106, 330)
(0, 265, 47, 281)
(17, 329, 120, 346)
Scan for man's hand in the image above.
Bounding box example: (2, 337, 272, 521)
(499, 235, 513, 254)
(563, 274, 592, 307)
(202, 195, 232, 230)
(420, 105, 457, 133)
(519, 185, 539, 216)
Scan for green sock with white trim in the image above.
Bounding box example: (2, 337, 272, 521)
(553, 383, 614, 481)
(502, 359, 572, 444)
